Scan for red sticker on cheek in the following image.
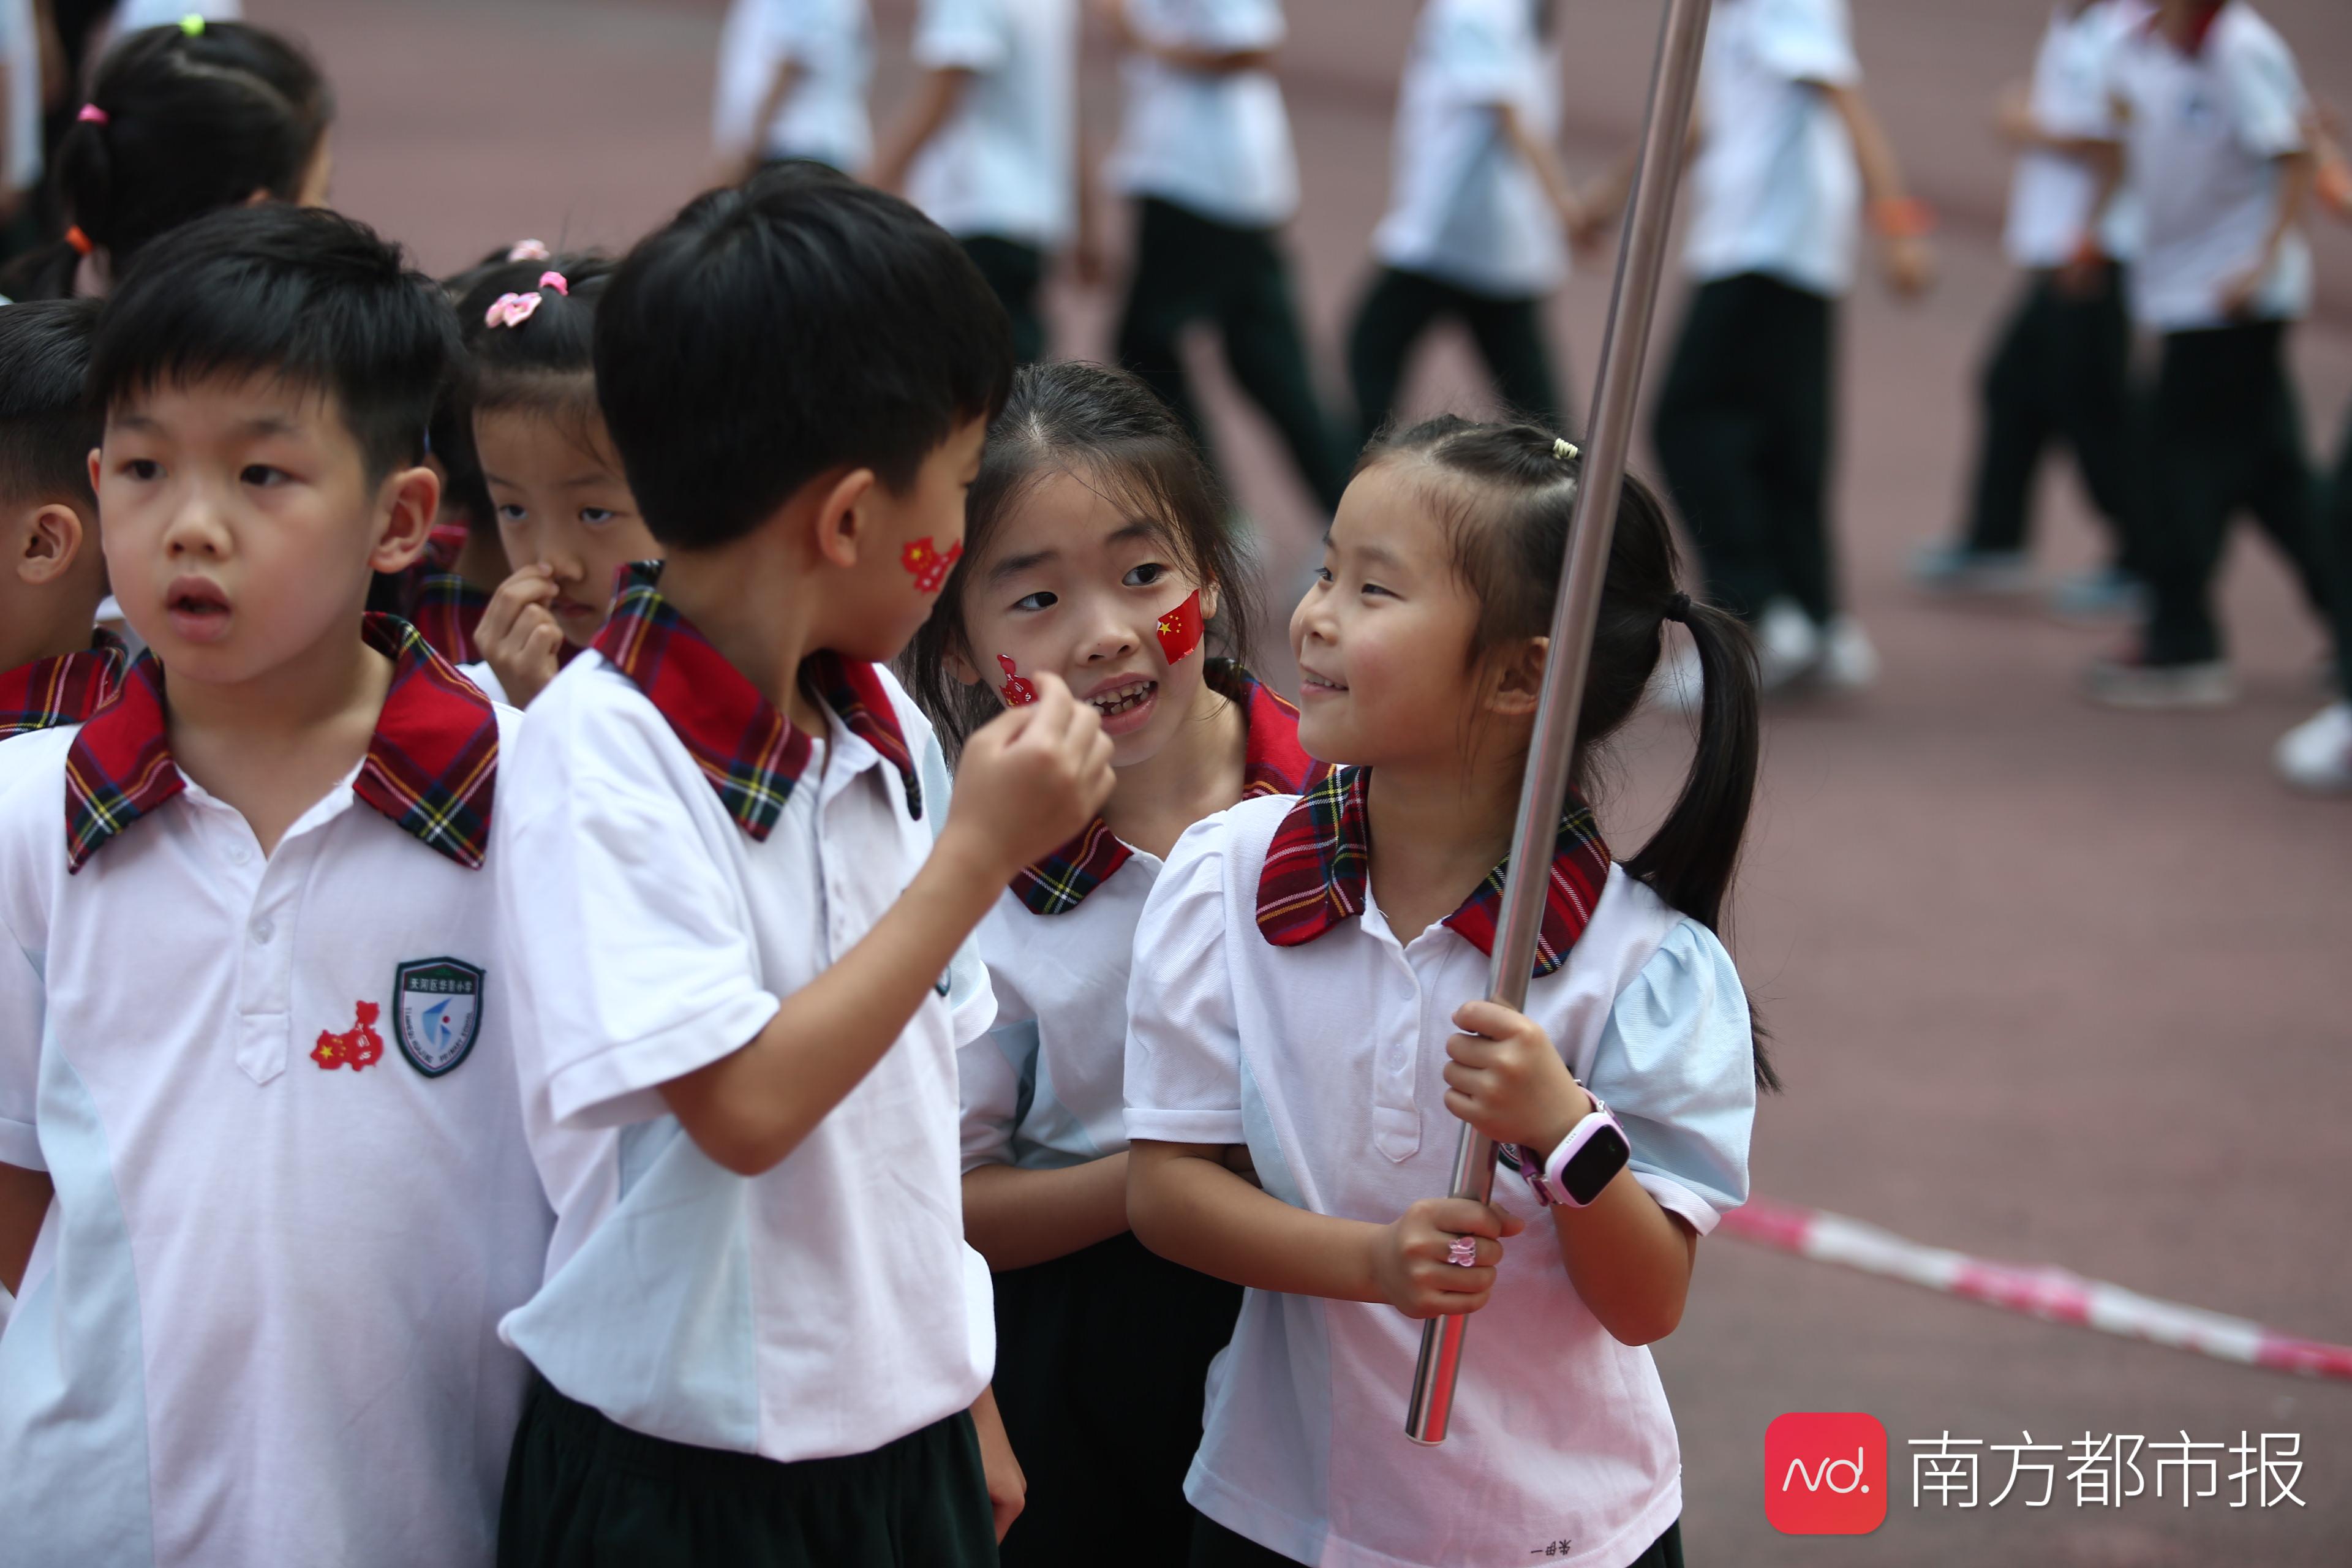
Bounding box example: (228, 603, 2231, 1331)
(1155, 589, 1204, 663)
(997, 654, 1038, 707)
(902, 537, 962, 594)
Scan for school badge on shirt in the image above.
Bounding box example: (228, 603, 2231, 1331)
(392, 957, 485, 1077)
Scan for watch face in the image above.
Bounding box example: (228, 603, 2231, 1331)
(1560, 1123, 1631, 1206)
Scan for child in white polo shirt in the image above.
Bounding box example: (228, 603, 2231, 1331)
(491, 163, 1115, 1567)
(2085, 0, 2325, 709)
(1125, 419, 1767, 1567)
(1912, 0, 2147, 613)
(1584, 0, 1931, 699)
(1349, 0, 1580, 442)
(900, 360, 1325, 1565)
(1104, 0, 1349, 516)
(0, 300, 116, 758)
(871, 0, 1080, 364)
(0, 205, 550, 1567)
(712, 0, 875, 180)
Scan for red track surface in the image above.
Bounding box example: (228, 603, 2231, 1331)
(255, 1, 2352, 1559)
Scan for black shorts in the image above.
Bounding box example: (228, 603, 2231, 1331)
(497, 1371, 998, 1568)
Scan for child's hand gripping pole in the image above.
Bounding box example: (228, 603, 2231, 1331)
(1403, 0, 1716, 1447)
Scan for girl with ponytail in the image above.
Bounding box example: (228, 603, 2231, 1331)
(2, 19, 331, 301)
(1122, 415, 1766, 1568)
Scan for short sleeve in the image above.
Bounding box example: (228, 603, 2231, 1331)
(914, 0, 1009, 72)
(0, 738, 62, 1172)
(1753, 0, 1859, 89)
(1428, 0, 1519, 106)
(2217, 24, 2307, 160)
(1121, 816, 1246, 1147)
(0, 913, 43, 1170)
(1580, 919, 1754, 1235)
(768, 0, 839, 55)
(500, 729, 782, 1132)
(959, 1018, 1033, 1172)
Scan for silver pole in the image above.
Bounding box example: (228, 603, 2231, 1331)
(1404, 0, 1715, 1446)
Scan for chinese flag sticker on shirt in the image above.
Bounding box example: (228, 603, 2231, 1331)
(313, 1000, 386, 1071)
(1156, 589, 1204, 663)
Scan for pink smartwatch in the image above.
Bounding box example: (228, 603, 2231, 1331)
(1512, 1096, 1630, 1208)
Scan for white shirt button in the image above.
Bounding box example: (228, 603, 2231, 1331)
(228, 845, 251, 865)
(250, 918, 273, 944)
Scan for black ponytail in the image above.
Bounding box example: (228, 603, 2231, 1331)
(1, 21, 330, 301)
(1363, 414, 1777, 1091)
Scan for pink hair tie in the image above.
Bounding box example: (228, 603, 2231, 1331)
(506, 238, 550, 262)
(484, 291, 541, 329)
(76, 103, 108, 126)
(538, 271, 568, 296)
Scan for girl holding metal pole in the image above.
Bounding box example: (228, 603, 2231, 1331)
(1125, 421, 1771, 1568)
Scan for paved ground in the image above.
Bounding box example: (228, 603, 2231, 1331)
(255, 0, 2352, 1559)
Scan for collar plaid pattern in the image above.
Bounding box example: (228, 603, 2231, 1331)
(65, 614, 500, 873)
(388, 530, 491, 666)
(592, 562, 921, 840)
(1011, 660, 1327, 916)
(0, 630, 127, 740)
(1254, 766, 1613, 979)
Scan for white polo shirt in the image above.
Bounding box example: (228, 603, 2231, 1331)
(962, 663, 1318, 1174)
(496, 567, 998, 1464)
(2004, 2, 2147, 268)
(907, 0, 1079, 249)
(1124, 775, 1755, 1568)
(713, 0, 875, 173)
(1682, 0, 1862, 298)
(2109, 2, 2310, 333)
(1109, 0, 1299, 228)
(0, 618, 547, 1568)
(1371, 0, 1564, 300)
(0, 0, 41, 195)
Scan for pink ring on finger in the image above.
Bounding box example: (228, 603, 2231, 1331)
(1447, 1235, 1479, 1268)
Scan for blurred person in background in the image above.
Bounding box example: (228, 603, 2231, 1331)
(711, 0, 873, 183)
(871, 0, 1083, 364)
(1910, 1, 2148, 619)
(2082, 0, 2326, 710)
(1101, 0, 1351, 521)
(0, 16, 329, 301)
(1346, 0, 1578, 445)
(0, 0, 49, 263)
(1584, 0, 1934, 703)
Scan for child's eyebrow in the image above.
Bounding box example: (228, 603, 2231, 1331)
(988, 547, 1057, 582)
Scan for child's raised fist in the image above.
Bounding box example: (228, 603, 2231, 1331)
(945, 672, 1115, 880)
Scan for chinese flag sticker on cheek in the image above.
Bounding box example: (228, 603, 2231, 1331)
(313, 1000, 386, 1071)
(1156, 589, 1204, 663)
(902, 537, 962, 595)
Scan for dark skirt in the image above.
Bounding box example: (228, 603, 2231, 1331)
(497, 1371, 998, 1568)
(993, 1231, 1245, 1567)
(1189, 1509, 1687, 1568)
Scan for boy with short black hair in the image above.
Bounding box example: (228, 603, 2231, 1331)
(494, 161, 1114, 1566)
(0, 204, 549, 1567)
(0, 298, 116, 757)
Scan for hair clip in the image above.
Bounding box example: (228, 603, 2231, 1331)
(64, 225, 94, 257)
(484, 291, 541, 329)
(1552, 438, 1578, 461)
(507, 238, 550, 262)
(75, 103, 108, 126)
(538, 271, 568, 296)
(178, 13, 205, 35)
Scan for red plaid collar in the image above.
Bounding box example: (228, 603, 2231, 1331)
(592, 561, 921, 840)
(384, 530, 492, 666)
(64, 614, 500, 873)
(1011, 660, 1327, 916)
(0, 630, 127, 740)
(1254, 766, 1612, 979)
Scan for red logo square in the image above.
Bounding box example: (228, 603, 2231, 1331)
(1765, 1412, 1888, 1535)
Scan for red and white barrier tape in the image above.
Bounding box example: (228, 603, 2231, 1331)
(1719, 1194, 2352, 1383)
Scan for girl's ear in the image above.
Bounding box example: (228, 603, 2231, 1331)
(1484, 634, 1548, 719)
(946, 643, 980, 687)
(1199, 578, 1221, 626)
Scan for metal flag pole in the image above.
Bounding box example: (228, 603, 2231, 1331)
(1404, 0, 1716, 1447)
